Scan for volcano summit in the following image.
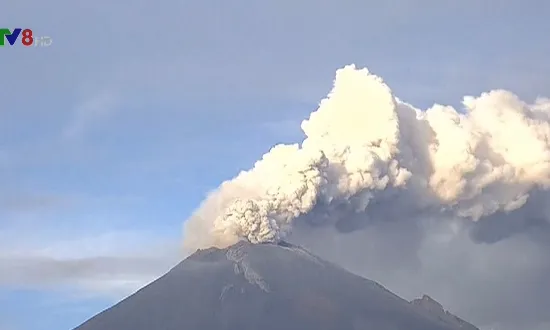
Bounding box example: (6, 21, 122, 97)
(75, 241, 479, 330)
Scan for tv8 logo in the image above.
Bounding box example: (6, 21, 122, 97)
(0, 28, 37, 47)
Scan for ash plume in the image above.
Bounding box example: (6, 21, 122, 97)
(182, 65, 550, 251)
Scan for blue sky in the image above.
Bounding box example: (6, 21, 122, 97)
(1, 1, 549, 329)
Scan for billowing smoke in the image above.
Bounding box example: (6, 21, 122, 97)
(183, 64, 550, 252)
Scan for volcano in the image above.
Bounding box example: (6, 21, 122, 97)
(74, 241, 479, 330)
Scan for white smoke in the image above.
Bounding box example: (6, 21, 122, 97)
(182, 64, 550, 252)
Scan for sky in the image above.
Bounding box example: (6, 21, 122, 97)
(1, 1, 550, 330)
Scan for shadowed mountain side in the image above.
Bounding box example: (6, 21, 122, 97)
(75, 241, 479, 330)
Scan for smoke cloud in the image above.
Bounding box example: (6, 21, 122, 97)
(183, 64, 550, 252)
(181, 64, 550, 329)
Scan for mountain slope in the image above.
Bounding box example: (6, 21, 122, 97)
(74, 241, 479, 330)
(411, 295, 479, 330)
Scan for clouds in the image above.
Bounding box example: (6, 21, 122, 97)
(0, 192, 74, 216)
(182, 65, 550, 330)
(63, 91, 119, 139)
(0, 256, 169, 297)
(0, 230, 180, 298)
(183, 65, 550, 249)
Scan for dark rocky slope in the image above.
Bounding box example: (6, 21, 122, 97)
(75, 241, 479, 330)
